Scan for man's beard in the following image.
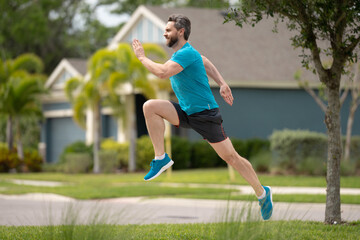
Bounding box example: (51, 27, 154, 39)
(167, 35, 178, 48)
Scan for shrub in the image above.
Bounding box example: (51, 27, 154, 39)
(245, 138, 270, 160)
(231, 138, 247, 158)
(99, 150, 119, 173)
(136, 135, 154, 170)
(63, 153, 92, 174)
(56, 141, 93, 173)
(296, 156, 326, 176)
(101, 138, 129, 169)
(270, 129, 327, 173)
(23, 149, 43, 172)
(59, 141, 93, 165)
(348, 136, 360, 163)
(171, 136, 191, 170)
(340, 160, 356, 176)
(190, 140, 219, 168)
(249, 150, 271, 173)
(0, 146, 20, 172)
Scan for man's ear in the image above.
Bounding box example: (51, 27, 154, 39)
(179, 28, 185, 38)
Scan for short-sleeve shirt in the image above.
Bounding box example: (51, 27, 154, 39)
(169, 42, 218, 115)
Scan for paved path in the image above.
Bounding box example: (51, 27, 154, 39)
(0, 193, 359, 226)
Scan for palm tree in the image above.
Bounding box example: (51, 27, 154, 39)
(65, 43, 167, 173)
(0, 54, 46, 162)
(105, 43, 167, 172)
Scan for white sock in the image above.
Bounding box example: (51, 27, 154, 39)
(154, 153, 166, 160)
(257, 187, 266, 200)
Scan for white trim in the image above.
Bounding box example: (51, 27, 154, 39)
(45, 59, 83, 89)
(101, 107, 113, 115)
(108, 5, 166, 49)
(44, 109, 73, 118)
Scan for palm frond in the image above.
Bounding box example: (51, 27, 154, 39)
(108, 72, 128, 95)
(12, 53, 44, 74)
(64, 77, 83, 102)
(72, 95, 87, 129)
(116, 43, 133, 63)
(134, 78, 157, 99)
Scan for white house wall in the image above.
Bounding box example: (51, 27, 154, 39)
(123, 16, 165, 43)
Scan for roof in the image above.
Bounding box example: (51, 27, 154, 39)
(66, 58, 88, 76)
(145, 6, 318, 88)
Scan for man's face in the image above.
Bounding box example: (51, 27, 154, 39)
(164, 21, 181, 48)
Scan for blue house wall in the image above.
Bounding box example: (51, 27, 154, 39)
(185, 88, 360, 141)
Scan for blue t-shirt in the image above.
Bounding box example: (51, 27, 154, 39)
(170, 42, 218, 115)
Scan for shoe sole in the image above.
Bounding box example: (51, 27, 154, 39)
(144, 160, 174, 181)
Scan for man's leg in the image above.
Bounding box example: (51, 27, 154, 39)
(209, 138, 264, 197)
(143, 99, 179, 156)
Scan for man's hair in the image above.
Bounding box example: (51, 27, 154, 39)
(168, 14, 191, 40)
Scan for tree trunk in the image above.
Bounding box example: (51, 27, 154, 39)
(344, 101, 358, 162)
(15, 117, 26, 172)
(93, 104, 101, 173)
(127, 94, 137, 172)
(6, 116, 13, 150)
(15, 117, 24, 160)
(324, 85, 342, 224)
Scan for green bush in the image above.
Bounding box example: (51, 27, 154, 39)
(348, 136, 360, 163)
(101, 138, 129, 169)
(63, 153, 92, 174)
(99, 150, 119, 173)
(190, 140, 219, 168)
(340, 160, 356, 176)
(136, 135, 154, 170)
(59, 141, 93, 165)
(250, 150, 271, 173)
(23, 149, 43, 172)
(297, 156, 326, 176)
(246, 138, 270, 160)
(171, 136, 191, 170)
(231, 138, 247, 158)
(0, 145, 20, 172)
(270, 129, 327, 174)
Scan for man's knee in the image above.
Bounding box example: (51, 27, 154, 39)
(143, 99, 159, 117)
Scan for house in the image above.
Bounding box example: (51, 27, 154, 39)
(41, 5, 360, 163)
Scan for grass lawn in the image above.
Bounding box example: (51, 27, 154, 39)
(0, 168, 359, 204)
(0, 221, 359, 240)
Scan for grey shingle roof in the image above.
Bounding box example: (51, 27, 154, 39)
(66, 58, 88, 76)
(146, 6, 318, 87)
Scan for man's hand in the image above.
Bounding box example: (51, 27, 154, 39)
(132, 39, 145, 61)
(220, 84, 234, 106)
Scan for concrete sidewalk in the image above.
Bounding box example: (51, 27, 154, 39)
(0, 193, 359, 226)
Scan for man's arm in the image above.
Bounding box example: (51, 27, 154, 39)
(202, 55, 234, 106)
(132, 39, 183, 79)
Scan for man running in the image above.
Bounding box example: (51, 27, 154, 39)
(132, 14, 273, 220)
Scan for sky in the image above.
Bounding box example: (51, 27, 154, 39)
(85, 0, 130, 27)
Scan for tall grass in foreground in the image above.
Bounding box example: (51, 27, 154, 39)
(0, 198, 359, 240)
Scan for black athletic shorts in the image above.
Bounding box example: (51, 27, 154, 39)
(171, 101, 227, 143)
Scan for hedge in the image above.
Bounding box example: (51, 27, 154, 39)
(270, 129, 328, 174)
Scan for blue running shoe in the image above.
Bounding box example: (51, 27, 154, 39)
(144, 153, 174, 181)
(258, 186, 273, 220)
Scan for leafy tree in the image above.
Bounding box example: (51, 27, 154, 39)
(0, 54, 46, 162)
(97, 0, 230, 15)
(225, 0, 360, 224)
(65, 43, 167, 173)
(0, 0, 118, 74)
